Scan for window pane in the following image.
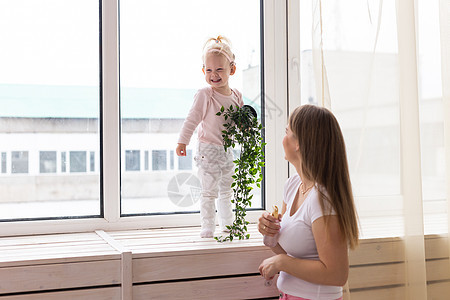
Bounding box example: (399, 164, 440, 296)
(11, 151, 29, 174)
(0, 0, 100, 220)
(125, 150, 140, 171)
(40, 151, 57, 173)
(144, 150, 149, 171)
(120, 0, 262, 215)
(170, 150, 174, 170)
(152, 150, 167, 171)
(61, 152, 67, 173)
(70, 151, 87, 173)
(1, 152, 6, 173)
(89, 151, 95, 172)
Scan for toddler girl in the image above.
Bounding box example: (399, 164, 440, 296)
(176, 36, 243, 238)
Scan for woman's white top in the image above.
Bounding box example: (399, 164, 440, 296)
(277, 174, 342, 299)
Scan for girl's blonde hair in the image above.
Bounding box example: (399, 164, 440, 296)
(289, 105, 360, 249)
(202, 35, 235, 66)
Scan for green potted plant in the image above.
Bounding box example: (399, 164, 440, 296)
(215, 105, 265, 242)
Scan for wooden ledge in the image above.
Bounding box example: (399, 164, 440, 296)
(0, 225, 449, 299)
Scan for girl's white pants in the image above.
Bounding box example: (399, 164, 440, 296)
(195, 142, 235, 232)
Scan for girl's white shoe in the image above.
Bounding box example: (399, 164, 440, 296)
(200, 228, 214, 238)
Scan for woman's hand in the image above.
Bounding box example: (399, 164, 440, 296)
(258, 211, 281, 236)
(259, 255, 284, 280)
(176, 143, 187, 156)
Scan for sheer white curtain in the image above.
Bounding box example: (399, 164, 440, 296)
(308, 0, 449, 299)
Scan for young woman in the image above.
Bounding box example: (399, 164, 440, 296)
(258, 105, 359, 300)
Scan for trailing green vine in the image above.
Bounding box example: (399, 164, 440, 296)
(215, 105, 265, 242)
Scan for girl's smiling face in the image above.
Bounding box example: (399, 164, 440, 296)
(203, 52, 235, 95)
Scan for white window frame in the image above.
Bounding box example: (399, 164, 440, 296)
(0, 0, 289, 237)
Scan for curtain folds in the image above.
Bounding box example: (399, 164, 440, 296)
(441, 0, 450, 287)
(396, 0, 427, 299)
(309, 0, 449, 298)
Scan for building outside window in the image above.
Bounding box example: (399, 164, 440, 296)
(152, 150, 167, 171)
(89, 151, 95, 172)
(39, 151, 57, 173)
(170, 150, 174, 170)
(144, 150, 149, 171)
(70, 151, 87, 173)
(1, 152, 6, 173)
(125, 150, 140, 171)
(119, 0, 263, 214)
(120, 0, 263, 215)
(11, 151, 28, 174)
(0, 0, 100, 220)
(61, 152, 67, 173)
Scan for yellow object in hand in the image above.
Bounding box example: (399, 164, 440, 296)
(272, 205, 278, 219)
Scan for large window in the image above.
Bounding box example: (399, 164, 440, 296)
(295, 0, 448, 238)
(0, 0, 276, 235)
(296, 1, 402, 238)
(119, 0, 263, 215)
(0, 0, 100, 220)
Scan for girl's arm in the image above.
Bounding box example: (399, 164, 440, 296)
(178, 90, 208, 145)
(259, 215, 349, 286)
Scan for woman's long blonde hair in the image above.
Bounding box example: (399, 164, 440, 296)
(289, 105, 359, 249)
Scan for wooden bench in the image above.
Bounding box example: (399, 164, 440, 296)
(0, 225, 449, 299)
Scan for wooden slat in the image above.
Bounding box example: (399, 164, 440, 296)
(95, 230, 133, 300)
(426, 258, 450, 282)
(0, 252, 120, 268)
(107, 225, 262, 240)
(0, 232, 101, 247)
(108, 226, 203, 237)
(133, 275, 279, 300)
(425, 235, 449, 260)
(109, 225, 262, 236)
(108, 225, 267, 259)
(0, 260, 121, 294)
(348, 263, 405, 289)
(122, 251, 133, 300)
(129, 241, 266, 255)
(0, 287, 121, 300)
(133, 249, 273, 283)
(427, 281, 450, 300)
(112, 229, 268, 258)
(114, 238, 264, 248)
(0, 231, 120, 267)
(349, 238, 404, 265)
(0, 225, 448, 300)
(108, 228, 263, 248)
(0, 243, 115, 258)
(349, 286, 405, 300)
(0, 240, 107, 251)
